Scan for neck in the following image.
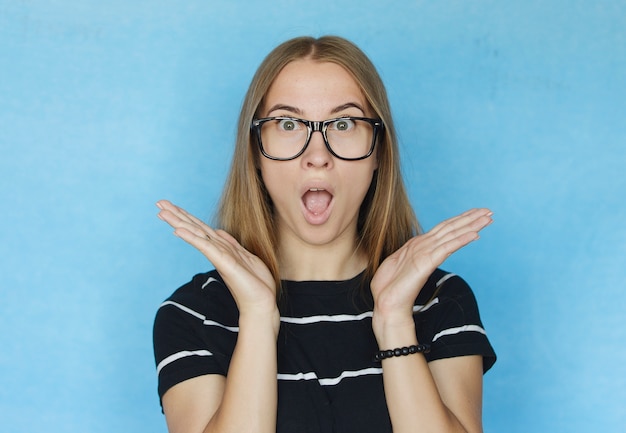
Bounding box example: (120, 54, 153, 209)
(277, 234, 367, 282)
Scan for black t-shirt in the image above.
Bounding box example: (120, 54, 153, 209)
(153, 268, 496, 432)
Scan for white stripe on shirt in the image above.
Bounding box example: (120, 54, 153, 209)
(201, 276, 219, 289)
(157, 350, 213, 376)
(436, 272, 457, 287)
(160, 301, 240, 332)
(280, 298, 440, 324)
(280, 311, 373, 324)
(278, 367, 383, 386)
(160, 272, 456, 329)
(432, 324, 486, 343)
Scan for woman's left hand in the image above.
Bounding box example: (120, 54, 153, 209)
(370, 208, 493, 330)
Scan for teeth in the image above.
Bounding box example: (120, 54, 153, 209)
(309, 188, 325, 192)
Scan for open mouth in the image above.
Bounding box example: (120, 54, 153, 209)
(302, 188, 333, 216)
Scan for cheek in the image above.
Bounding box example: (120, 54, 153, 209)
(259, 158, 272, 186)
(260, 170, 276, 199)
(344, 165, 377, 205)
(259, 162, 289, 204)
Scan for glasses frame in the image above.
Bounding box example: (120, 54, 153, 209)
(251, 116, 383, 161)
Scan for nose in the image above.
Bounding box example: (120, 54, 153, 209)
(301, 129, 333, 168)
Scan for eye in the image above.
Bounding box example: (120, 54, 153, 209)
(330, 118, 355, 131)
(278, 118, 300, 131)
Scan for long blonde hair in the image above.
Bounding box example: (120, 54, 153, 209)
(217, 36, 420, 294)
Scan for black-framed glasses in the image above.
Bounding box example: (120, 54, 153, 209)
(251, 116, 383, 161)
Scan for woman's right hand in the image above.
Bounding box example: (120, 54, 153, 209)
(157, 200, 280, 432)
(156, 200, 278, 320)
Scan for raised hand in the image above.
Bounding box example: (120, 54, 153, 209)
(156, 200, 277, 317)
(370, 208, 493, 329)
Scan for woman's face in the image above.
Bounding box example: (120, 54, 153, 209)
(258, 59, 378, 250)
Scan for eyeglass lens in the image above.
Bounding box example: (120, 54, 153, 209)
(259, 118, 375, 160)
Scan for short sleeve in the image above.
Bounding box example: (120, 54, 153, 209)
(415, 270, 496, 372)
(153, 271, 239, 401)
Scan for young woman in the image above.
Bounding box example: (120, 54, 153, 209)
(154, 36, 496, 433)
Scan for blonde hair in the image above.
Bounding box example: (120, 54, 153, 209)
(217, 36, 420, 294)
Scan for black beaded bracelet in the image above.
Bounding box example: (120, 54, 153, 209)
(373, 344, 431, 362)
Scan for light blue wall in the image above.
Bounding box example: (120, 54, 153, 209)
(1, 1, 624, 431)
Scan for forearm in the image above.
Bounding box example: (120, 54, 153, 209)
(206, 309, 280, 433)
(373, 319, 472, 433)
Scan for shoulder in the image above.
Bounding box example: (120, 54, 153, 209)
(165, 270, 230, 302)
(414, 268, 483, 327)
(153, 270, 239, 399)
(154, 270, 238, 333)
(416, 268, 475, 308)
(414, 269, 496, 372)
(157, 270, 234, 312)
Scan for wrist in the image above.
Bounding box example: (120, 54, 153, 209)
(238, 307, 281, 338)
(371, 310, 417, 348)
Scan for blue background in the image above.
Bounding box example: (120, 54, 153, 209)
(1, 1, 625, 431)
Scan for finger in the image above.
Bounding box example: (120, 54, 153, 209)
(157, 199, 186, 217)
(213, 229, 261, 266)
(157, 207, 195, 231)
(158, 209, 220, 249)
(210, 229, 237, 248)
(431, 210, 493, 257)
(406, 210, 491, 260)
(174, 204, 213, 230)
(426, 210, 472, 236)
(157, 203, 247, 268)
(431, 215, 492, 250)
(157, 200, 192, 227)
(433, 208, 491, 232)
(172, 224, 237, 256)
(157, 200, 221, 239)
(171, 227, 221, 260)
(428, 230, 482, 265)
(443, 210, 493, 237)
(428, 208, 492, 238)
(157, 200, 205, 228)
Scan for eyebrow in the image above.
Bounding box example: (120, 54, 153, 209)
(265, 102, 366, 117)
(330, 102, 366, 115)
(265, 104, 303, 116)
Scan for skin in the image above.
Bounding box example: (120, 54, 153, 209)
(156, 59, 493, 433)
(259, 60, 379, 281)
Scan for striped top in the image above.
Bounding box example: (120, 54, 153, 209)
(153, 268, 496, 432)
